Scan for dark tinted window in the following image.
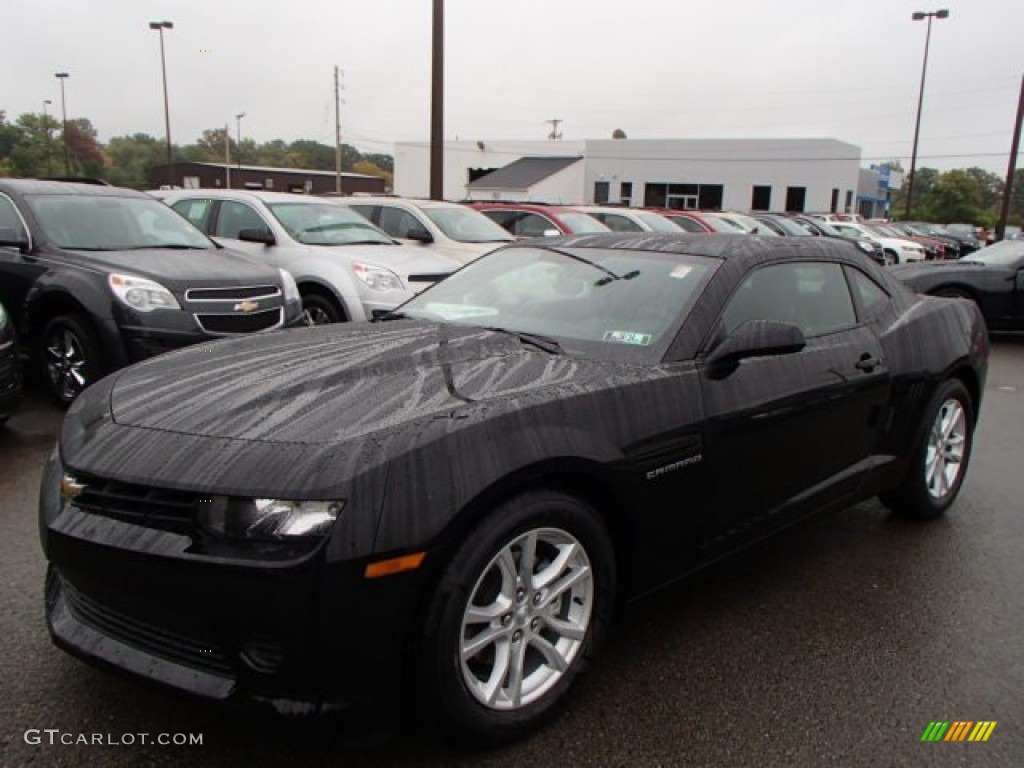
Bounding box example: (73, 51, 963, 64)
(481, 209, 515, 231)
(0, 194, 28, 242)
(515, 212, 558, 238)
(845, 267, 889, 316)
(214, 201, 268, 239)
(378, 206, 425, 238)
(171, 199, 213, 231)
(722, 262, 857, 338)
(596, 213, 643, 232)
(669, 215, 706, 233)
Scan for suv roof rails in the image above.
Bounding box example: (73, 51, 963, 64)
(38, 177, 112, 186)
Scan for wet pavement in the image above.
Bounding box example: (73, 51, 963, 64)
(1, 341, 1022, 767)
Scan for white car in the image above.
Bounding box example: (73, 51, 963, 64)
(574, 205, 684, 234)
(829, 221, 925, 264)
(154, 190, 460, 324)
(334, 197, 514, 265)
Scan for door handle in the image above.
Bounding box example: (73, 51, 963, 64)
(855, 353, 881, 372)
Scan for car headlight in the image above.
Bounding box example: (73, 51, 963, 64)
(0, 302, 7, 328)
(278, 268, 300, 303)
(353, 262, 404, 292)
(198, 496, 344, 540)
(108, 273, 180, 312)
(855, 241, 873, 254)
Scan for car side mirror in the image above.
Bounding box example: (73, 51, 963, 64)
(406, 226, 434, 244)
(0, 226, 30, 253)
(705, 320, 806, 379)
(238, 227, 275, 245)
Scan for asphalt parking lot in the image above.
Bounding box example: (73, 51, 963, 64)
(1, 341, 1022, 767)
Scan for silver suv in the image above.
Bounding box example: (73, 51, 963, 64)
(156, 190, 460, 323)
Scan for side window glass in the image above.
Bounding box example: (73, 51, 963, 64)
(516, 213, 555, 238)
(722, 262, 857, 338)
(214, 201, 267, 239)
(482, 209, 514, 231)
(348, 204, 378, 225)
(845, 267, 890, 317)
(378, 207, 423, 238)
(672, 216, 704, 233)
(171, 199, 212, 231)
(0, 194, 28, 242)
(601, 214, 642, 233)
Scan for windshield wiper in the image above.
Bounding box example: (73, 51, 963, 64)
(480, 326, 562, 354)
(118, 244, 210, 250)
(533, 245, 638, 285)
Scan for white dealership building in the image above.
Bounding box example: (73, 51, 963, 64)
(394, 138, 862, 214)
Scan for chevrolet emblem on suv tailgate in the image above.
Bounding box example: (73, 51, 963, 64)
(233, 300, 259, 314)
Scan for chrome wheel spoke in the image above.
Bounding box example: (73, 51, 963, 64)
(481, 639, 512, 706)
(530, 635, 568, 672)
(542, 564, 590, 606)
(464, 597, 511, 624)
(534, 542, 578, 590)
(506, 639, 528, 707)
(518, 530, 538, 590)
(543, 614, 587, 641)
(462, 624, 509, 660)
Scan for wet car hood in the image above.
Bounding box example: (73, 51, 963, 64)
(64, 246, 279, 288)
(106, 321, 604, 445)
(308, 242, 460, 276)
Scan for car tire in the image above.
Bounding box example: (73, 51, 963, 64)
(933, 287, 974, 302)
(418, 489, 616, 743)
(39, 314, 103, 406)
(301, 293, 345, 325)
(883, 250, 899, 266)
(881, 379, 974, 520)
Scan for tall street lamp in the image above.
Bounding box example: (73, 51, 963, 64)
(235, 112, 245, 170)
(42, 99, 54, 176)
(55, 72, 70, 175)
(149, 20, 175, 188)
(904, 8, 949, 219)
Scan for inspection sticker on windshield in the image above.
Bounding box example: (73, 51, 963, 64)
(603, 330, 652, 346)
(669, 265, 693, 279)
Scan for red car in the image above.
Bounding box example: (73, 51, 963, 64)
(467, 202, 611, 237)
(648, 209, 743, 234)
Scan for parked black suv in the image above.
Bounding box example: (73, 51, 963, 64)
(0, 180, 305, 403)
(0, 300, 20, 425)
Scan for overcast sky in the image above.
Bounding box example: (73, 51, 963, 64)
(2, 0, 1021, 173)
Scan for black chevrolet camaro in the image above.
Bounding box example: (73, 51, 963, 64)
(893, 239, 1024, 333)
(40, 234, 988, 742)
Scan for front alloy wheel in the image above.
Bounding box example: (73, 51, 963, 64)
(41, 315, 101, 405)
(420, 490, 615, 742)
(460, 528, 593, 710)
(924, 398, 967, 500)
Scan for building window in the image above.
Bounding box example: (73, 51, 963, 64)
(594, 181, 610, 204)
(644, 182, 723, 210)
(830, 188, 839, 213)
(265, 178, 274, 190)
(785, 186, 806, 213)
(845, 190, 854, 213)
(183, 176, 199, 190)
(619, 181, 632, 205)
(751, 186, 771, 211)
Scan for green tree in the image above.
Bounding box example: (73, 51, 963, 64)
(105, 133, 166, 188)
(920, 169, 990, 225)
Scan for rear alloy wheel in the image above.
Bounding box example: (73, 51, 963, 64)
(881, 379, 974, 519)
(420, 490, 615, 742)
(301, 293, 344, 325)
(40, 314, 102, 405)
(883, 250, 898, 266)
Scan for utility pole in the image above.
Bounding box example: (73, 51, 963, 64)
(430, 0, 444, 200)
(55, 72, 70, 175)
(546, 119, 563, 140)
(335, 66, 343, 195)
(42, 100, 53, 176)
(995, 74, 1024, 242)
(905, 9, 949, 219)
(149, 21, 175, 188)
(225, 123, 231, 189)
(235, 112, 245, 170)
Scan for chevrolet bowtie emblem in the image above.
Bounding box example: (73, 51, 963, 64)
(234, 300, 259, 313)
(60, 474, 86, 500)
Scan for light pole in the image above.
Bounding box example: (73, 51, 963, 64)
(149, 20, 175, 188)
(42, 99, 53, 176)
(904, 8, 949, 219)
(55, 72, 70, 175)
(235, 112, 245, 171)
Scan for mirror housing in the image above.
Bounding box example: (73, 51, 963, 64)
(238, 227, 275, 245)
(0, 226, 30, 253)
(406, 226, 434, 244)
(705, 320, 806, 379)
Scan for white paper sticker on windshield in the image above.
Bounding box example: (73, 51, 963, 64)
(424, 302, 499, 320)
(669, 265, 693, 279)
(603, 330, 652, 346)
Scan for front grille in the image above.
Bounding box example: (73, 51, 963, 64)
(195, 307, 283, 334)
(407, 272, 452, 283)
(70, 474, 198, 534)
(61, 576, 233, 676)
(185, 285, 281, 302)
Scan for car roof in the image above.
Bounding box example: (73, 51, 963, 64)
(155, 189, 338, 205)
(0, 179, 149, 198)
(337, 196, 462, 209)
(516, 232, 864, 265)
(471, 202, 586, 214)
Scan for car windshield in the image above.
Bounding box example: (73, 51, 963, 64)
(267, 202, 394, 245)
(760, 216, 811, 236)
(558, 212, 610, 233)
(833, 223, 868, 238)
(422, 206, 515, 243)
(633, 212, 682, 233)
(701, 215, 744, 233)
(394, 245, 718, 363)
(25, 194, 213, 250)
(963, 240, 1024, 267)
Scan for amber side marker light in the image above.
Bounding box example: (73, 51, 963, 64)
(364, 552, 427, 579)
